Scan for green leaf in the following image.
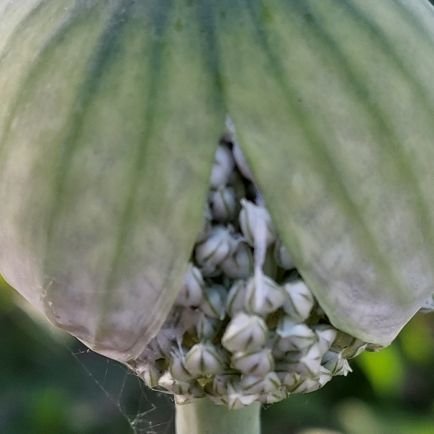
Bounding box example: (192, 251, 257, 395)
(1, 0, 434, 363)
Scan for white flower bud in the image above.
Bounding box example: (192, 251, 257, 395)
(275, 371, 298, 392)
(274, 240, 294, 270)
(239, 199, 275, 248)
(176, 264, 204, 307)
(291, 377, 323, 394)
(314, 325, 338, 355)
(226, 280, 247, 317)
(300, 344, 323, 377)
(200, 284, 227, 319)
(224, 116, 254, 182)
(209, 186, 238, 222)
(195, 226, 235, 275)
(220, 241, 253, 279)
(276, 318, 317, 352)
(226, 381, 259, 410)
(169, 349, 192, 382)
(222, 312, 268, 353)
(232, 142, 254, 181)
(285, 344, 323, 378)
(318, 366, 333, 387)
(196, 313, 220, 340)
(260, 388, 288, 404)
(158, 372, 203, 397)
(245, 274, 286, 316)
(322, 351, 352, 376)
(206, 374, 236, 399)
(231, 348, 274, 376)
(210, 145, 235, 188)
(185, 343, 225, 377)
(207, 375, 256, 408)
(283, 280, 315, 321)
(240, 372, 281, 395)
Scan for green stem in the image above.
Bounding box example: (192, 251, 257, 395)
(175, 399, 261, 434)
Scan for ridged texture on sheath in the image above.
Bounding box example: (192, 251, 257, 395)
(0, 0, 433, 364)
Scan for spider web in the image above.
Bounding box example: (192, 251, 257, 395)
(70, 343, 175, 434)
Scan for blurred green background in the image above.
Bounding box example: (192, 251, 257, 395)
(1, 278, 433, 434)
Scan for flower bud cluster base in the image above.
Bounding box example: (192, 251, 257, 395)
(129, 135, 371, 409)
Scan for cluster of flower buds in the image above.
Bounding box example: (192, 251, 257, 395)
(130, 134, 372, 409)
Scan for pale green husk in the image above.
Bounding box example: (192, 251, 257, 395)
(0, 0, 434, 364)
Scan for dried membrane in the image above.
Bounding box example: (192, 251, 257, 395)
(231, 348, 274, 376)
(130, 137, 372, 408)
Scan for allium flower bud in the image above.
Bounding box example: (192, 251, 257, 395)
(209, 185, 238, 222)
(239, 199, 275, 248)
(283, 279, 315, 322)
(226, 280, 248, 317)
(244, 274, 286, 316)
(278, 371, 302, 392)
(276, 318, 317, 352)
(185, 342, 225, 377)
(318, 366, 333, 387)
(240, 372, 281, 395)
(291, 377, 323, 394)
(196, 313, 220, 340)
(158, 372, 204, 397)
(314, 324, 338, 354)
(220, 241, 253, 279)
(225, 381, 259, 410)
(222, 312, 268, 352)
(322, 351, 352, 376)
(209, 374, 262, 409)
(195, 226, 235, 276)
(231, 348, 274, 376)
(286, 344, 322, 378)
(225, 117, 254, 182)
(260, 388, 288, 404)
(169, 348, 192, 382)
(206, 375, 233, 397)
(200, 284, 227, 319)
(210, 145, 235, 188)
(176, 264, 204, 307)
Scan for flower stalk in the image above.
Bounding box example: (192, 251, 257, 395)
(175, 399, 261, 434)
